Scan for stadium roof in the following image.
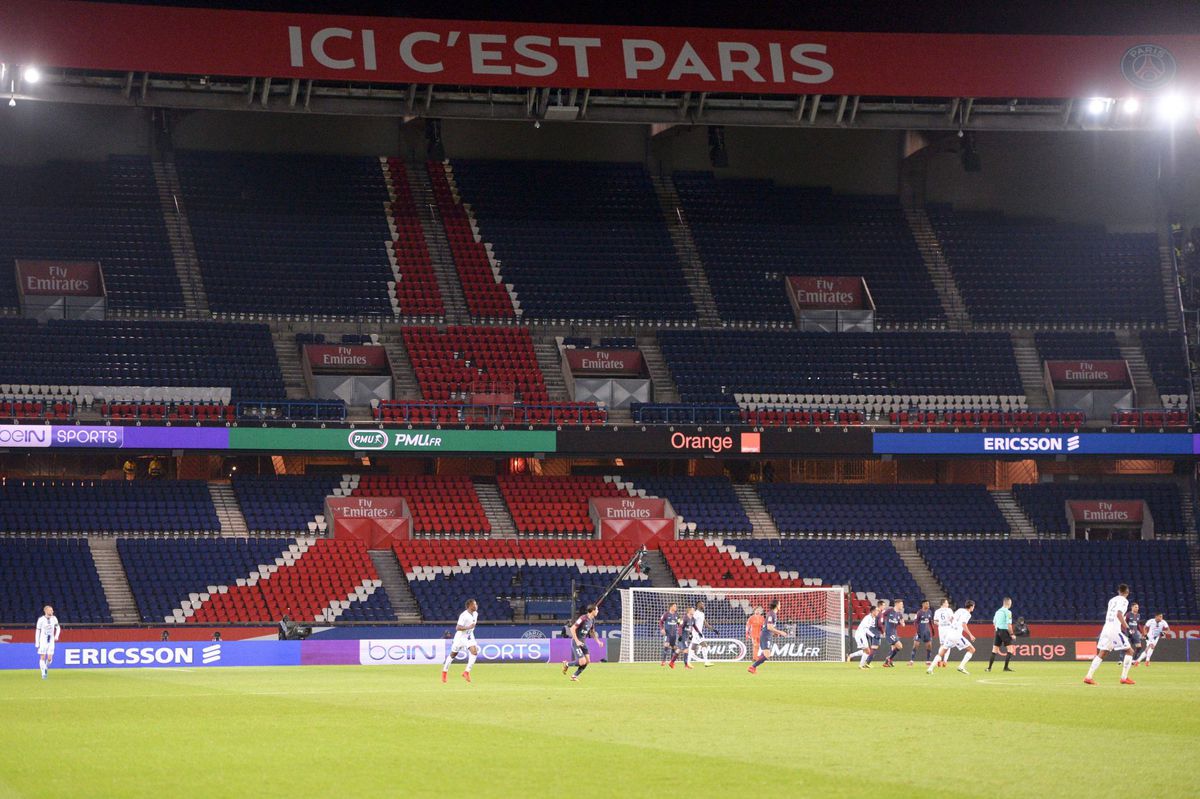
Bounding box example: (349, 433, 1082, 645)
(3, 1, 1200, 130)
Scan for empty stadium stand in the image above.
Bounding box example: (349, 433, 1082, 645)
(0, 539, 112, 623)
(658, 330, 1024, 411)
(378, 158, 446, 317)
(672, 172, 943, 323)
(0, 480, 219, 536)
(620, 475, 753, 537)
(0, 156, 182, 313)
(175, 151, 399, 318)
(447, 159, 696, 322)
(403, 325, 553, 403)
(394, 538, 644, 621)
(757, 483, 1010, 536)
(0, 319, 285, 401)
(355, 475, 490, 536)
(1034, 332, 1123, 361)
(119, 536, 391, 623)
(373, 400, 606, 426)
(496, 475, 625, 537)
(929, 207, 1164, 326)
(919, 539, 1197, 621)
(1140, 330, 1191, 404)
(734, 539, 925, 605)
(1011, 481, 1186, 536)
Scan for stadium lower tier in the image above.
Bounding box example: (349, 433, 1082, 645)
(119, 537, 391, 624)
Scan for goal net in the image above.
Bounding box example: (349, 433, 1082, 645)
(619, 587, 846, 664)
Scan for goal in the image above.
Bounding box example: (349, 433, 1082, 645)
(619, 586, 846, 664)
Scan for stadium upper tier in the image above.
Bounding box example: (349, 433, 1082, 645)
(446, 159, 697, 322)
(672, 172, 942, 324)
(658, 330, 1023, 405)
(175, 151, 424, 318)
(1012, 482, 1186, 537)
(0, 319, 284, 401)
(0, 479, 219, 536)
(919, 539, 1197, 621)
(0, 156, 182, 313)
(929, 207, 1164, 327)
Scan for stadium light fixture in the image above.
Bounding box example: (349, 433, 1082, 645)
(1121, 97, 1140, 114)
(21, 66, 40, 84)
(1157, 93, 1186, 123)
(1086, 97, 1110, 115)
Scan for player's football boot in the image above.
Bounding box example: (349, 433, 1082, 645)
(1083, 678, 1097, 685)
(462, 671, 471, 683)
(747, 666, 757, 674)
(684, 665, 694, 670)
(570, 675, 580, 682)
(1120, 678, 1135, 685)
(956, 667, 969, 675)
(441, 671, 447, 683)
(562, 661, 570, 675)
(669, 661, 675, 669)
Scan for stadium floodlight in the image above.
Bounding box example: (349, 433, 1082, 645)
(21, 66, 40, 84)
(1086, 97, 1110, 115)
(1122, 97, 1141, 114)
(620, 586, 846, 663)
(1157, 93, 1185, 122)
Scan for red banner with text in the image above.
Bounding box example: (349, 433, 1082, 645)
(15, 259, 104, 297)
(565, 349, 645, 376)
(1045, 360, 1130, 387)
(2, 2, 1199, 97)
(304, 345, 389, 374)
(786, 276, 865, 310)
(1066, 500, 1145, 524)
(325, 496, 411, 548)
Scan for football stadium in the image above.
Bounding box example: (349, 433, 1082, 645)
(1, 1, 1200, 796)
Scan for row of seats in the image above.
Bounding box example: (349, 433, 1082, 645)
(101, 402, 234, 421)
(0, 480, 219, 535)
(1012, 482, 1186, 536)
(373, 400, 606, 425)
(0, 398, 74, 420)
(619, 475, 753, 536)
(890, 410, 1085, 429)
(378, 159, 445, 316)
(496, 475, 625, 536)
(402, 325, 553, 404)
(1111, 409, 1191, 428)
(0, 539, 112, 623)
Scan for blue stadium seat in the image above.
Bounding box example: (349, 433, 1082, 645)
(0, 539, 111, 623)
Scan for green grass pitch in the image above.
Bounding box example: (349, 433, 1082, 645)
(1, 662, 1196, 798)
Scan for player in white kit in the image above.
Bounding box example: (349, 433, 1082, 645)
(848, 605, 881, 669)
(927, 600, 976, 674)
(1084, 584, 1135, 685)
(930, 598, 954, 669)
(1134, 612, 1169, 667)
(36, 605, 60, 680)
(441, 598, 479, 684)
(688, 600, 713, 667)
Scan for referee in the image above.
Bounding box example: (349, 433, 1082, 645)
(986, 597, 1016, 672)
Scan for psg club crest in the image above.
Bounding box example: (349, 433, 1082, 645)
(1121, 44, 1177, 89)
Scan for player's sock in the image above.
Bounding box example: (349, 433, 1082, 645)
(1085, 655, 1102, 679)
(960, 652, 972, 666)
(1004, 653, 1012, 669)
(684, 650, 691, 667)
(858, 650, 869, 666)
(864, 650, 874, 665)
(466, 651, 477, 673)
(1121, 654, 1132, 679)
(669, 651, 678, 666)
(700, 645, 710, 665)
(441, 652, 454, 673)
(40, 661, 47, 677)
(573, 663, 587, 678)
(752, 655, 767, 668)
(987, 653, 996, 669)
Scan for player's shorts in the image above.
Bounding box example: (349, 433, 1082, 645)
(1127, 632, 1143, 646)
(690, 633, 705, 646)
(915, 630, 932, 643)
(1146, 636, 1161, 648)
(758, 633, 771, 654)
(854, 630, 871, 649)
(36, 641, 55, 656)
(885, 632, 899, 646)
(1096, 623, 1130, 652)
(664, 634, 678, 647)
(994, 630, 1013, 648)
(451, 634, 476, 653)
(940, 634, 969, 652)
(571, 641, 590, 662)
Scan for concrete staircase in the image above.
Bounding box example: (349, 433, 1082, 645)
(649, 175, 721, 327)
(640, 549, 677, 588)
(533, 337, 570, 401)
(378, 333, 422, 400)
(88, 537, 140, 623)
(1116, 332, 1163, 409)
(151, 160, 210, 319)
(637, 334, 680, 403)
(404, 162, 469, 323)
(990, 490, 1037, 538)
(733, 484, 779, 538)
(1010, 332, 1049, 408)
(904, 207, 970, 329)
(891, 538, 946, 604)
(1158, 241, 1184, 330)
(474, 479, 517, 538)
(208, 482, 249, 537)
(269, 327, 309, 400)
(368, 549, 422, 622)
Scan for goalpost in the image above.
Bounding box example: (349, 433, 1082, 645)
(619, 586, 846, 664)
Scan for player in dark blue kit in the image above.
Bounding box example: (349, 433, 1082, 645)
(660, 602, 680, 668)
(908, 599, 934, 667)
(747, 599, 790, 674)
(862, 599, 887, 666)
(881, 599, 905, 667)
(1125, 601, 1144, 663)
(562, 603, 600, 682)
